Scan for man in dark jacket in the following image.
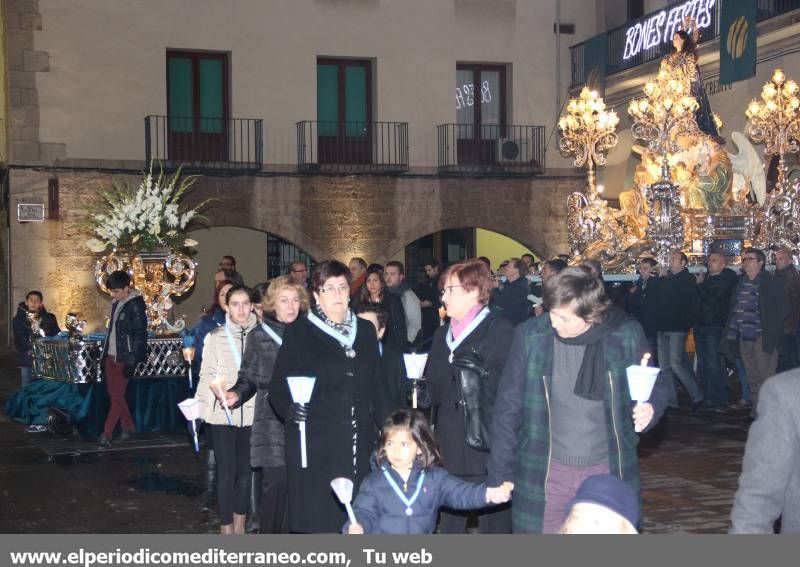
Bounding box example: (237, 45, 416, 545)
(656, 250, 703, 410)
(12, 290, 61, 388)
(721, 248, 789, 416)
(491, 258, 531, 326)
(626, 257, 659, 363)
(99, 270, 148, 447)
(694, 253, 738, 410)
(417, 260, 442, 349)
(773, 247, 800, 372)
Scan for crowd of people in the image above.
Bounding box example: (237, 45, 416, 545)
(176, 253, 663, 534)
(11, 247, 800, 534)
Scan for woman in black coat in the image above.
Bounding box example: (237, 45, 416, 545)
(268, 260, 390, 533)
(226, 276, 310, 533)
(426, 259, 514, 533)
(351, 266, 408, 352)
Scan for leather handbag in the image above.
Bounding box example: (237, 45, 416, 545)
(452, 348, 492, 452)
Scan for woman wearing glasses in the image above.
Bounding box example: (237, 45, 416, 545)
(426, 259, 514, 533)
(269, 260, 389, 533)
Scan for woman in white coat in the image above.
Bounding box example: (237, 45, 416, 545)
(197, 285, 258, 534)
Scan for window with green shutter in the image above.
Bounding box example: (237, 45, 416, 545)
(166, 51, 229, 162)
(316, 58, 372, 164)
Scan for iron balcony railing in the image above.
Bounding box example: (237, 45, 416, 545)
(437, 124, 546, 175)
(570, 0, 800, 88)
(145, 115, 263, 171)
(296, 121, 409, 173)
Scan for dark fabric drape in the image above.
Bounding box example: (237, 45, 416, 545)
(5, 378, 190, 440)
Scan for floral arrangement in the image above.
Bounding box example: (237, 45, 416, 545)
(85, 162, 211, 254)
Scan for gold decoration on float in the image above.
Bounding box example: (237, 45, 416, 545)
(746, 69, 800, 252)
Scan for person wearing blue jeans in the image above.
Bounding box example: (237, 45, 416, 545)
(658, 331, 703, 408)
(731, 357, 751, 409)
(694, 254, 738, 409)
(694, 326, 726, 408)
(655, 251, 703, 410)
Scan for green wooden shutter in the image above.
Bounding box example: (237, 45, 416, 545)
(345, 65, 367, 137)
(168, 57, 193, 132)
(199, 59, 224, 133)
(317, 64, 338, 136)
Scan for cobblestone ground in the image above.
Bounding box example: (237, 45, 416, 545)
(0, 351, 751, 533)
(639, 409, 749, 533)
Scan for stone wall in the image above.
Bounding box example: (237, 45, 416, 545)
(4, 0, 66, 166)
(7, 168, 583, 330)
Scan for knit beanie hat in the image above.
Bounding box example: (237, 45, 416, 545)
(566, 474, 640, 528)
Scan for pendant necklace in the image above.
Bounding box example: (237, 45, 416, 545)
(382, 467, 425, 516)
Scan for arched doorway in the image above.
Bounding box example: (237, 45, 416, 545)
(175, 226, 315, 325)
(401, 228, 538, 287)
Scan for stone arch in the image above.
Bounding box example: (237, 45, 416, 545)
(193, 221, 324, 264)
(380, 219, 552, 265)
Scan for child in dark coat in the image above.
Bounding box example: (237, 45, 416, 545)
(344, 409, 512, 534)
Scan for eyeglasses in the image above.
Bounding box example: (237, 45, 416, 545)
(291, 268, 307, 273)
(441, 285, 463, 295)
(318, 284, 349, 295)
(742, 256, 760, 262)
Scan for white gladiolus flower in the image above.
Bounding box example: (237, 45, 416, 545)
(86, 239, 107, 253)
(184, 238, 198, 247)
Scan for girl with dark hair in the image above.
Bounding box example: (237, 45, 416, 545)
(426, 259, 515, 533)
(665, 28, 722, 141)
(268, 260, 390, 533)
(197, 285, 259, 534)
(488, 266, 667, 533)
(344, 409, 512, 534)
(353, 266, 407, 352)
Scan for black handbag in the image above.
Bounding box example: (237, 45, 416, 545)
(452, 348, 492, 452)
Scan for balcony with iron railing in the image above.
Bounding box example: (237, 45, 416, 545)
(296, 121, 409, 173)
(144, 115, 263, 171)
(437, 124, 546, 175)
(570, 0, 800, 88)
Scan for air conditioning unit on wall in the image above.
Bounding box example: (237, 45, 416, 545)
(497, 138, 529, 163)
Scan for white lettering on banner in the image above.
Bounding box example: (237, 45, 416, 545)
(622, 0, 716, 60)
(705, 79, 732, 97)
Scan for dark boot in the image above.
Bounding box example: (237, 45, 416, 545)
(246, 468, 262, 534)
(203, 448, 216, 511)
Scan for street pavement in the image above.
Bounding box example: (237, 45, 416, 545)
(0, 351, 752, 534)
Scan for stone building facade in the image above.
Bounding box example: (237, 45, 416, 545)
(7, 168, 582, 331)
(1, 0, 599, 339)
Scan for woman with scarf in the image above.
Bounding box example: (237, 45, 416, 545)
(225, 276, 310, 533)
(268, 260, 389, 533)
(426, 259, 515, 533)
(196, 285, 258, 534)
(487, 266, 667, 533)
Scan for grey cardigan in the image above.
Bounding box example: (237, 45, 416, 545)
(730, 369, 800, 533)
